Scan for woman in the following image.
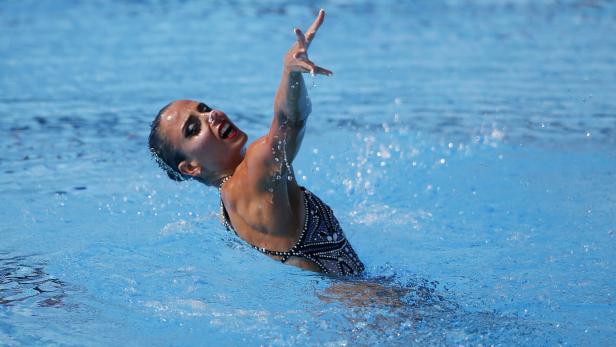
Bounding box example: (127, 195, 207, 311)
(148, 10, 364, 276)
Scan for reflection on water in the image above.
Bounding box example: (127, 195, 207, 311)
(0, 251, 67, 307)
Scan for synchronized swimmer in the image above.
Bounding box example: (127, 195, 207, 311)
(148, 10, 364, 276)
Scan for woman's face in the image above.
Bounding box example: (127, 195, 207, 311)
(157, 100, 247, 179)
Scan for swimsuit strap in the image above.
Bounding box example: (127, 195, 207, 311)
(218, 175, 235, 234)
(219, 178, 308, 262)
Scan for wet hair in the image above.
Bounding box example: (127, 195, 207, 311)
(148, 103, 191, 182)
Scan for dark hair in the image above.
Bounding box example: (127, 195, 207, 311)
(148, 103, 190, 182)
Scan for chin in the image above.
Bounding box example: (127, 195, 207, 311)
(233, 131, 248, 150)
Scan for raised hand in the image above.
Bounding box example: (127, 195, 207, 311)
(284, 9, 332, 76)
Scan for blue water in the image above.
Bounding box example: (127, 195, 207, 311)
(1, 1, 615, 345)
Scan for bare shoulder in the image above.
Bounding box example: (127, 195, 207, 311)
(225, 135, 303, 239)
(232, 135, 279, 193)
(245, 135, 276, 165)
(232, 132, 299, 197)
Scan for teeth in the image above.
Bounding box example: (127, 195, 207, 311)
(221, 123, 231, 138)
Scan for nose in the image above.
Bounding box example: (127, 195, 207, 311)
(207, 110, 225, 125)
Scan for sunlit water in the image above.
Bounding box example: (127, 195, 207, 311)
(1, 1, 615, 345)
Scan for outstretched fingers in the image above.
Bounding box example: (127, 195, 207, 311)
(305, 9, 325, 46)
(287, 10, 331, 76)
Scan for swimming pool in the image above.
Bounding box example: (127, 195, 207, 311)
(1, 0, 615, 345)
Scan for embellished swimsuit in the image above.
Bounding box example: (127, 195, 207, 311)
(220, 187, 365, 276)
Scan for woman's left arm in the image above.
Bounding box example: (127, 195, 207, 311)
(267, 9, 332, 165)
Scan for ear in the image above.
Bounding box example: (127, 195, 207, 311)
(178, 160, 202, 178)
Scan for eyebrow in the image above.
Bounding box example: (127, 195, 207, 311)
(182, 114, 198, 137)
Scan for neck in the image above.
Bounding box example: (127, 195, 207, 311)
(204, 147, 245, 187)
(214, 149, 245, 187)
(196, 168, 235, 187)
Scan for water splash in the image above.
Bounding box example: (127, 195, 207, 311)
(271, 120, 295, 184)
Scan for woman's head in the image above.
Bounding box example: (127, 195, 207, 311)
(148, 100, 247, 186)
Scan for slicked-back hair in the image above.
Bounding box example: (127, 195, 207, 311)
(148, 103, 190, 182)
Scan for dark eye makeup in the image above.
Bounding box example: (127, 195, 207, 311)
(197, 103, 212, 113)
(183, 115, 201, 137)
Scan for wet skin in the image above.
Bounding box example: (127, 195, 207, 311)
(157, 100, 248, 181)
(157, 10, 332, 273)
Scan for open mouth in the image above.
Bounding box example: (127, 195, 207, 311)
(219, 121, 238, 140)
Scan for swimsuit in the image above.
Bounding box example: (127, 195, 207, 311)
(220, 186, 365, 276)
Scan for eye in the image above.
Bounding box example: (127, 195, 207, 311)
(185, 118, 201, 137)
(197, 103, 211, 113)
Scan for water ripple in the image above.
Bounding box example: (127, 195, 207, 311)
(0, 252, 68, 308)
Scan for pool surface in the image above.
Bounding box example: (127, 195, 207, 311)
(1, 1, 615, 345)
